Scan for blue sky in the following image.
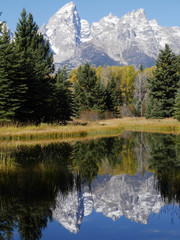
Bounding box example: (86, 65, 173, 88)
(1, 0, 180, 32)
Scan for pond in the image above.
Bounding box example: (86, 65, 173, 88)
(0, 132, 180, 240)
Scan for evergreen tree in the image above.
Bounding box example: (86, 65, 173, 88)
(52, 66, 74, 123)
(74, 63, 106, 115)
(93, 81, 106, 112)
(106, 77, 121, 117)
(0, 25, 25, 122)
(14, 9, 54, 122)
(0, 25, 14, 121)
(145, 44, 179, 118)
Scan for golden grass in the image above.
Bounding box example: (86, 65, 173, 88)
(99, 117, 180, 134)
(0, 118, 179, 143)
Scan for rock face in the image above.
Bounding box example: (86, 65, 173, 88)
(40, 2, 180, 69)
(53, 172, 164, 233)
(40, 2, 81, 63)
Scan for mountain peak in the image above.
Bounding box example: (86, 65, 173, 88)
(41, 2, 180, 69)
(136, 8, 145, 14)
(150, 18, 159, 26)
(101, 13, 119, 25)
(108, 12, 114, 17)
(130, 8, 146, 16)
(130, 8, 147, 19)
(56, 1, 77, 15)
(121, 8, 148, 25)
(46, 1, 80, 29)
(41, 1, 81, 62)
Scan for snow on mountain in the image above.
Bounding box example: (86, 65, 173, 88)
(149, 19, 180, 52)
(91, 13, 119, 37)
(40, 2, 81, 63)
(40, 2, 180, 69)
(53, 172, 164, 233)
(80, 19, 91, 42)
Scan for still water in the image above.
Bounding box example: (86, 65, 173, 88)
(0, 132, 180, 240)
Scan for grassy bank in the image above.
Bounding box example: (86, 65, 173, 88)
(0, 118, 179, 142)
(99, 118, 180, 134)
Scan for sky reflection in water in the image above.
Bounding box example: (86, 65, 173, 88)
(0, 132, 180, 240)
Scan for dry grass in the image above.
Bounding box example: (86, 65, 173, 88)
(0, 118, 179, 143)
(99, 117, 180, 134)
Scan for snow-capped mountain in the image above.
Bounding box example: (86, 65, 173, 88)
(40, 2, 81, 63)
(40, 2, 180, 69)
(53, 172, 164, 233)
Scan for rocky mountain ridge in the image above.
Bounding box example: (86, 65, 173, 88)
(40, 2, 180, 69)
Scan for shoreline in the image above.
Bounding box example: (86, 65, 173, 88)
(0, 118, 179, 142)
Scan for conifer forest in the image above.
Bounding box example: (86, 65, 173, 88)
(0, 9, 180, 124)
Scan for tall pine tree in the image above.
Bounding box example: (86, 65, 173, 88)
(146, 44, 179, 118)
(52, 66, 74, 123)
(0, 24, 13, 121)
(106, 77, 121, 117)
(0, 24, 25, 122)
(14, 9, 54, 122)
(74, 63, 106, 115)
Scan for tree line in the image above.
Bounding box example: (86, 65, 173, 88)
(0, 9, 180, 123)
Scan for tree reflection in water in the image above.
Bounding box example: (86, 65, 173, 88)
(0, 132, 180, 239)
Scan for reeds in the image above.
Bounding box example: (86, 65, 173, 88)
(0, 118, 179, 142)
(100, 118, 180, 134)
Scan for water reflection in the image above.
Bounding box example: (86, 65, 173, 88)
(0, 132, 180, 239)
(53, 172, 165, 233)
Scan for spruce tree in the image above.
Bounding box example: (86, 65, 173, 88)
(93, 80, 106, 112)
(145, 44, 179, 118)
(0, 25, 13, 121)
(14, 9, 54, 122)
(106, 77, 121, 117)
(52, 66, 74, 123)
(0, 25, 25, 122)
(74, 63, 106, 115)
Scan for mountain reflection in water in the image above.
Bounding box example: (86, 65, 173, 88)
(0, 132, 180, 239)
(53, 172, 164, 233)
